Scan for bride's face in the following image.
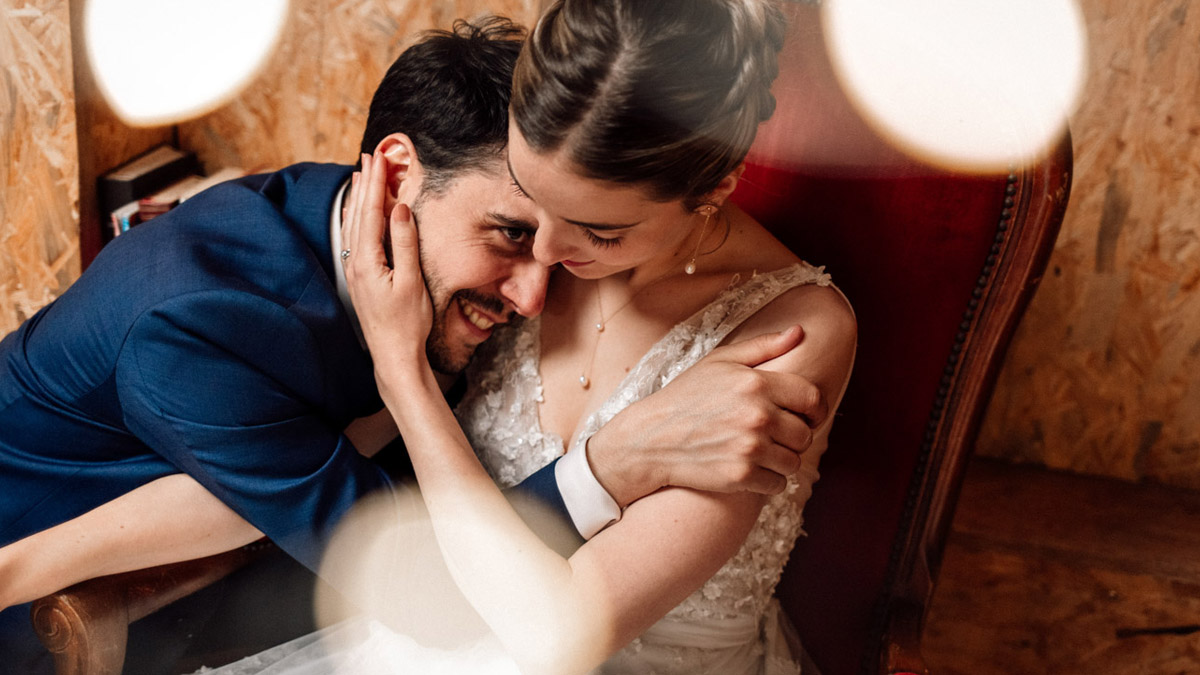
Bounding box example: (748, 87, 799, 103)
(506, 126, 700, 279)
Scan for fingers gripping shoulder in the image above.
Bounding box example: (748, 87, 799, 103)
(730, 283, 857, 405)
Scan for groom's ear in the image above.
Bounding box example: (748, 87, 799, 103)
(372, 133, 421, 204)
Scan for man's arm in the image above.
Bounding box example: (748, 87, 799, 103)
(116, 291, 396, 573)
(0, 407, 445, 612)
(0, 384, 573, 609)
(0, 475, 261, 611)
(0, 407, 405, 611)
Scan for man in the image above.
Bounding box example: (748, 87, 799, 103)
(0, 18, 823, 672)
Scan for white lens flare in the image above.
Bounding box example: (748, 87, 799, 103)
(315, 489, 492, 651)
(822, 0, 1087, 172)
(85, 0, 289, 126)
(312, 487, 583, 673)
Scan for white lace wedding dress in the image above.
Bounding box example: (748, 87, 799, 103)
(202, 262, 849, 675)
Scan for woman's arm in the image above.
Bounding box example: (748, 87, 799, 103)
(375, 309, 849, 674)
(0, 474, 262, 611)
(383, 368, 767, 673)
(343, 151, 857, 674)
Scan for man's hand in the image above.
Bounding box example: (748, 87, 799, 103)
(586, 326, 828, 508)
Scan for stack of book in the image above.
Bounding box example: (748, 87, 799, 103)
(99, 145, 243, 240)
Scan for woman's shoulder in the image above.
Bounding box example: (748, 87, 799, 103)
(735, 266, 856, 345)
(720, 264, 857, 398)
(704, 208, 856, 364)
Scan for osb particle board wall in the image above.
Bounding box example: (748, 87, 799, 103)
(0, 0, 80, 335)
(0, 0, 540, 340)
(1, 0, 171, 336)
(177, 0, 541, 173)
(975, 0, 1200, 488)
(1, 0, 1196, 489)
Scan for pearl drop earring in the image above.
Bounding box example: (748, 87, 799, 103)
(685, 206, 718, 275)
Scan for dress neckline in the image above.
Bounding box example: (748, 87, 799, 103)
(527, 262, 813, 454)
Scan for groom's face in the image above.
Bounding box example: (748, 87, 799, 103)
(409, 161, 549, 374)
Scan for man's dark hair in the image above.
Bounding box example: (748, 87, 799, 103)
(360, 17, 525, 195)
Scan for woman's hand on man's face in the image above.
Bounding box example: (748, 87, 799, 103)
(343, 150, 433, 371)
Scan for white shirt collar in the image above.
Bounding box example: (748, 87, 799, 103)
(330, 179, 366, 349)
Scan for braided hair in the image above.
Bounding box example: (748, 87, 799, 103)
(511, 0, 786, 208)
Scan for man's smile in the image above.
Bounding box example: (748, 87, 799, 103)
(456, 296, 503, 333)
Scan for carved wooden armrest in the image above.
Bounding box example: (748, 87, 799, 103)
(880, 598, 930, 675)
(31, 540, 275, 675)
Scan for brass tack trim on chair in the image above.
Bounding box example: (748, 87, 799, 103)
(864, 170, 1022, 675)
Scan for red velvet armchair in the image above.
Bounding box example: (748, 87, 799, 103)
(741, 122, 1070, 675)
(735, 4, 1073, 675)
(33, 3, 1072, 674)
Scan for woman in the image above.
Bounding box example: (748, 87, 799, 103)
(250, 1, 854, 672)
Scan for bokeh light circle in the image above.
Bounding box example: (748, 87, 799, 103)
(85, 0, 289, 126)
(822, 0, 1087, 172)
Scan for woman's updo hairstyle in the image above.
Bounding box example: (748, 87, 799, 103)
(511, 0, 786, 209)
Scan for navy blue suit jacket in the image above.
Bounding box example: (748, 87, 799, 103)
(0, 162, 565, 570)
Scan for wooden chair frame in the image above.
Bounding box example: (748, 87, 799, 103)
(31, 541, 275, 675)
(873, 137, 1073, 674)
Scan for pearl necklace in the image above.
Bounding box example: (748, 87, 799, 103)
(579, 276, 660, 389)
(577, 206, 719, 389)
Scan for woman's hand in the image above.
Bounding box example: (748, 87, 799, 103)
(342, 150, 433, 375)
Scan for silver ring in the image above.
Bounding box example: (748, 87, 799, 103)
(340, 249, 351, 260)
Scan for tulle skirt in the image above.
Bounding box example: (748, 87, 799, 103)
(197, 600, 809, 675)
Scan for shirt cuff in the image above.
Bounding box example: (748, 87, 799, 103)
(555, 442, 622, 540)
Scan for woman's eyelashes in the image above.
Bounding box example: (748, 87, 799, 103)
(582, 228, 623, 249)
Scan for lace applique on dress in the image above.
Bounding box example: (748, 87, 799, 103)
(456, 323, 565, 489)
(456, 262, 840, 674)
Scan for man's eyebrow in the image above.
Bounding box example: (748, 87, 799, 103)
(488, 212, 538, 232)
(505, 157, 640, 231)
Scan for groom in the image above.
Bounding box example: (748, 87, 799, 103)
(0, 17, 825, 672)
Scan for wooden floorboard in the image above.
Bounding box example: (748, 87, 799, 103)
(923, 458, 1200, 674)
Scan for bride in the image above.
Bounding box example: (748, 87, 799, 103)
(253, 2, 857, 673)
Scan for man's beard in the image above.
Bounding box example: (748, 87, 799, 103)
(422, 281, 506, 375)
(418, 251, 506, 375)
(409, 194, 462, 375)
(422, 281, 464, 375)
(409, 193, 506, 374)
(423, 305, 459, 375)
